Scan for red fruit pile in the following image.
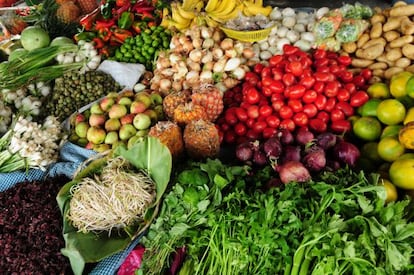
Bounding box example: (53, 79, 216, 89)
(217, 45, 372, 145)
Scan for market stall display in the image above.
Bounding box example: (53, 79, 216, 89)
(1, 0, 414, 274)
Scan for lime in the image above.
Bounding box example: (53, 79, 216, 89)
(358, 98, 381, 117)
(381, 125, 403, 139)
(390, 71, 413, 98)
(367, 82, 391, 99)
(378, 136, 405, 162)
(377, 99, 406, 125)
(353, 116, 382, 141)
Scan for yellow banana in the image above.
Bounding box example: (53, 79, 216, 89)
(242, 1, 272, 16)
(254, 0, 263, 6)
(176, 3, 196, 20)
(170, 19, 192, 31)
(182, 0, 198, 10)
(212, 0, 237, 17)
(171, 4, 192, 25)
(210, 3, 242, 22)
(204, 15, 219, 27)
(205, 0, 220, 13)
(194, 0, 204, 12)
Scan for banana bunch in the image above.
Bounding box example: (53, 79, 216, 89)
(241, 0, 272, 17)
(160, 0, 205, 31)
(204, 0, 244, 24)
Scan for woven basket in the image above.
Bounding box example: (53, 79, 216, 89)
(220, 25, 273, 42)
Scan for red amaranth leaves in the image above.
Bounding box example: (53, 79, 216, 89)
(0, 176, 71, 274)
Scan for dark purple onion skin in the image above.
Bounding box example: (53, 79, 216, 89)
(295, 127, 315, 146)
(277, 129, 294, 145)
(303, 150, 326, 172)
(276, 161, 311, 184)
(263, 137, 282, 158)
(265, 178, 284, 190)
(236, 142, 254, 162)
(282, 145, 301, 163)
(253, 150, 268, 166)
(333, 140, 361, 167)
(316, 132, 337, 150)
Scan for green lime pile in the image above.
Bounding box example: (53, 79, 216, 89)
(112, 26, 171, 69)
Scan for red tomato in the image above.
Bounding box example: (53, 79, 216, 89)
(302, 103, 318, 118)
(234, 107, 248, 122)
(279, 105, 294, 119)
(339, 71, 353, 83)
(269, 80, 285, 94)
(360, 68, 372, 80)
(224, 130, 236, 144)
(244, 87, 260, 104)
(330, 119, 351, 134)
(293, 112, 309, 127)
(246, 129, 261, 140)
(309, 118, 327, 133)
(302, 68, 313, 78)
(246, 118, 255, 128)
(261, 67, 272, 79)
(286, 61, 303, 76)
(324, 81, 339, 97)
(335, 101, 354, 117)
(330, 108, 345, 122)
(350, 91, 369, 107)
(303, 90, 318, 103)
(270, 93, 284, 102)
(262, 86, 273, 97)
(271, 67, 283, 80)
(326, 51, 338, 59)
(328, 59, 338, 66)
(269, 55, 284, 67)
(282, 73, 296, 86)
(337, 55, 352, 66)
(324, 97, 337, 112)
(253, 121, 267, 133)
(299, 56, 312, 69)
(224, 109, 238, 125)
(285, 84, 306, 99)
(265, 115, 280, 128)
(313, 49, 327, 59)
(314, 72, 334, 82)
(299, 76, 316, 89)
(313, 81, 325, 93)
(314, 94, 327, 110)
(344, 83, 356, 94)
(314, 58, 329, 68)
(336, 88, 351, 101)
(316, 65, 331, 74)
(262, 127, 277, 139)
(259, 105, 273, 117)
(288, 99, 303, 112)
(234, 122, 247, 136)
(245, 71, 260, 86)
(353, 75, 366, 88)
(247, 105, 260, 119)
(261, 77, 273, 87)
(329, 64, 343, 75)
(279, 118, 296, 131)
(272, 99, 285, 112)
(253, 63, 265, 74)
(316, 111, 330, 123)
(283, 44, 299, 55)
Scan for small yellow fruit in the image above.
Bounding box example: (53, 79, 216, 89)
(379, 178, 398, 203)
(399, 121, 414, 149)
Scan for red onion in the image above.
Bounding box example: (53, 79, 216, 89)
(276, 161, 311, 184)
(235, 142, 254, 162)
(295, 127, 315, 146)
(263, 137, 282, 158)
(316, 132, 337, 150)
(303, 150, 326, 172)
(333, 140, 360, 167)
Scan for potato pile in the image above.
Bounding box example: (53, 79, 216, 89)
(341, 1, 414, 79)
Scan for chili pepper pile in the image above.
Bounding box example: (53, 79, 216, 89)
(76, 0, 165, 56)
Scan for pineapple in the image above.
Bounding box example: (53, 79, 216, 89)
(76, 0, 99, 14)
(148, 121, 184, 159)
(183, 119, 220, 159)
(56, 1, 80, 23)
(191, 85, 224, 122)
(162, 90, 191, 120)
(173, 102, 207, 126)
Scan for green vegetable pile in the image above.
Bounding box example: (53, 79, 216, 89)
(140, 160, 414, 275)
(112, 26, 171, 70)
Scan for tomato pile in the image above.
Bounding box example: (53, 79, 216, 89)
(217, 45, 373, 145)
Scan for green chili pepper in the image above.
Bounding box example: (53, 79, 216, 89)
(118, 11, 134, 29)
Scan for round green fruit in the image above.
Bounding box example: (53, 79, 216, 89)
(20, 26, 50, 51)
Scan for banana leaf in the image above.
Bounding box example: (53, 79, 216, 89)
(56, 137, 172, 275)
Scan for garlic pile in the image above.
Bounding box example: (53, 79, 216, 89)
(55, 40, 101, 73)
(0, 101, 12, 134)
(8, 116, 65, 171)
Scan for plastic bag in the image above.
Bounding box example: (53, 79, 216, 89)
(335, 19, 370, 43)
(313, 10, 343, 40)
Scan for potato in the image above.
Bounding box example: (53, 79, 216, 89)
(384, 67, 404, 79)
(406, 64, 414, 73)
(395, 57, 411, 68)
(356, 44, 385, 60)
(383, 16, 405, 32)
(370, 13, 386, 24)
(373, 69, 385, 78)
(369, 62, 388, 70)
(402, 44, 414, 59)
(385, 48, 403, 61)
(377, 54, 396, 66)
(357, 33, 370, 48)
(383, 30, 400, 42)
(362, 37, 387, 49)
(393, 1, 408, 7)
(389, 35, 414, 48)
(370, 22, 383, 38)
(390, 4, 414, 17)
(351, 58, 374, 68)
(401, 17, 414, 35)
(342, 42, 357, 53)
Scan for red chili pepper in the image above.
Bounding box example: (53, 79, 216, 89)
(112, 28, 133, 43)
(79, 8, 100, 31)
(98, 27, 112, 41)
(115, 0, 129, 7)
(131, 21, 142, 34)
(95, 18, 116, 30)
(135, 6, 155, 13)
(99, 46, 111, 57)
(93, 37, 105, 49)
(140, 11, 155, 21)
